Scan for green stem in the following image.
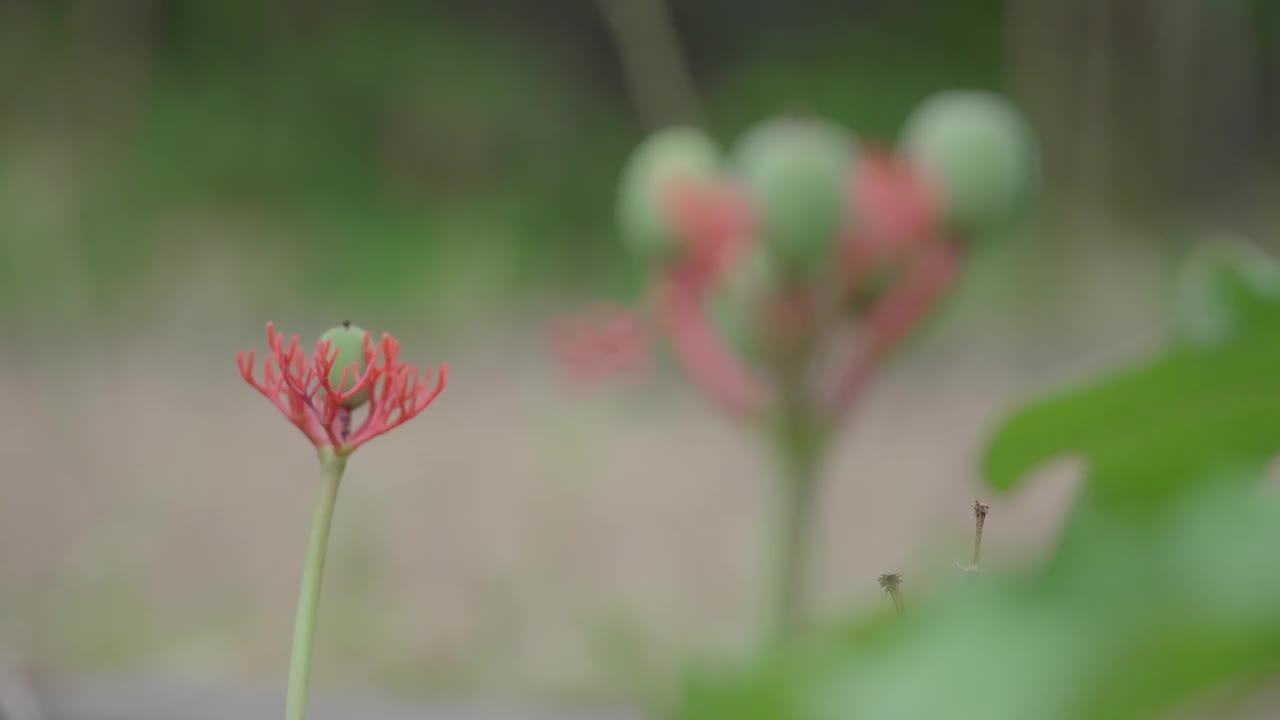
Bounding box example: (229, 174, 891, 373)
(760, 407, 824, 651)
(285, 449, 346, 720)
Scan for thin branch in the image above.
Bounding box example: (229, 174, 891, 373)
(596, 0, 703, 128)
(655, 277, 768, 420)
(824, 242, 961, 422)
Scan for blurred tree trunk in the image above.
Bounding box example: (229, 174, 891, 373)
(1006, 0, 1272, 225)
(66, 0, 159, 153)
(1150, 0, 1200, 210)
(1261, 0, 1280, 164)
(1183, 0, 1265, 215)
(1077, 0, 1112, 222)
(1004, 0, 1088, 209)
(596, 0, 703, 129)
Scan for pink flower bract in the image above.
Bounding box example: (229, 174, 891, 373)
(237, 322, 448, 456)
(548, 303, 652, 385)
(663, 179, 756, 297)
(842, 149, 941, 284)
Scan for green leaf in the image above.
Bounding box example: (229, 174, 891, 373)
(670, 242, 1280, 720)
(1172, 237, 1280, 349)
(983, 240, 1280, 515)
(670, 484, 1280, 720)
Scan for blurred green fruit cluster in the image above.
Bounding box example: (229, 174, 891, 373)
(616, 90, 1036, 278)
(612, 90, 1037, 370)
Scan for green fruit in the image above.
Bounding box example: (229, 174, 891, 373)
(709, 246, 779, 365)
(319, 322, 370, 407)
(617, 127, 722, 259)
(900, 90, 1038, 234)
(709, 287, 759, 367)
(732, 116, 857, 274)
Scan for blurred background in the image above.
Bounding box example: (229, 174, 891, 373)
(2, 0, 1280, 709)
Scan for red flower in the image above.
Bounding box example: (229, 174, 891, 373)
(237, 322, 448, 456)
(663, 179, 756, 297)
(842, 149, 941, 285)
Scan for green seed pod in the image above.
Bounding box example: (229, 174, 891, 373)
(319, 321, 370, 408)
(709, 288, 759, 368)
(732, 116, 858, 275)
(709, 246, 780, 365)
(616, 126, 722, 260)
(900, 90, 1038, 234)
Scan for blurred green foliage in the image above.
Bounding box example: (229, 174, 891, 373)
(668, 242, 1280, 720)
(0, 1, 1013, 316)
(985, 240, 1280, 521)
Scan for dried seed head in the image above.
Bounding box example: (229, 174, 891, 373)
(878, 572, 903, 592)
(878, 572, 905, 614)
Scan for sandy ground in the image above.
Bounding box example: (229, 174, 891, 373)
(0, 241, 1180, 700)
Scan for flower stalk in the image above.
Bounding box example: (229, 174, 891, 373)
(761, 403, 825, 648)
(285, 449, 346, 720)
